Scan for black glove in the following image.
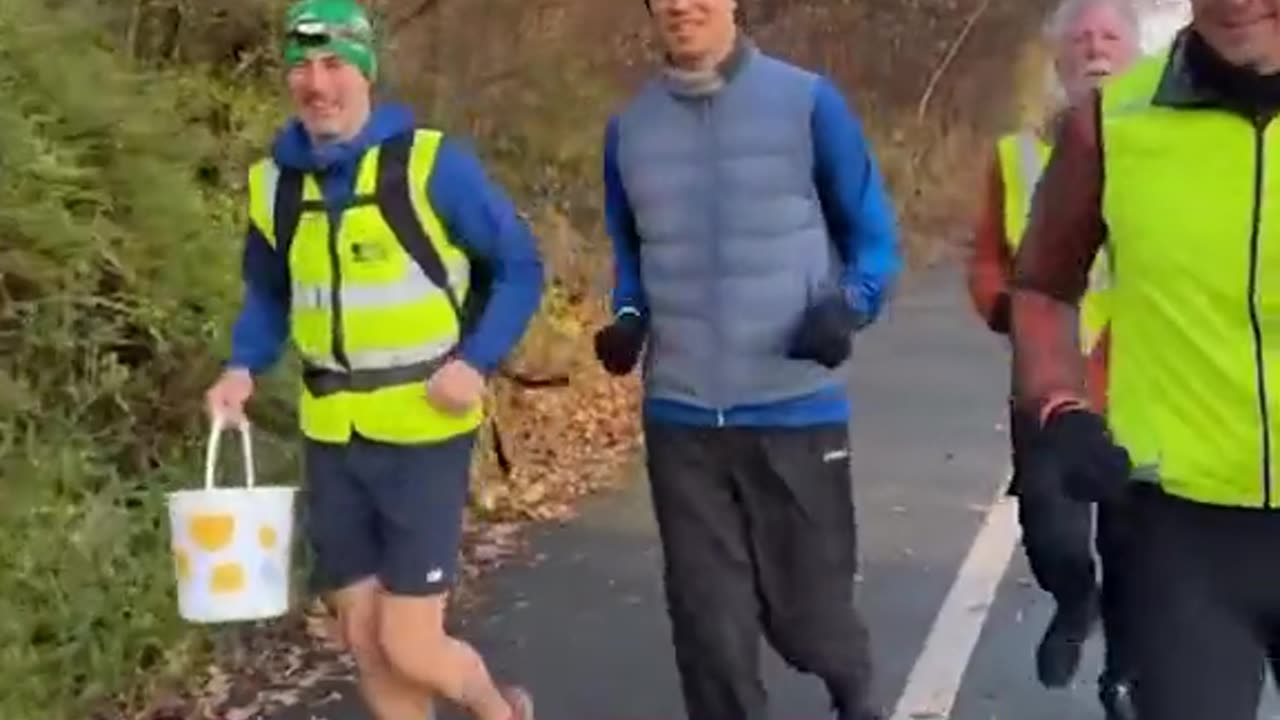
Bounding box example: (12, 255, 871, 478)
(788, 293, 864, 369)
(593, 313, 647, 376)
(987, 291, 1011, 334)
(1041, 408, 1132, 502)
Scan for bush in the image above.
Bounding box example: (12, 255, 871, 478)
(0, 0, 292, 717)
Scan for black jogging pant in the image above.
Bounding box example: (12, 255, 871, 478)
(1009, 402, 1138, 684)
(1125, 485, 1280, 719)
(643, 421, 879, 720)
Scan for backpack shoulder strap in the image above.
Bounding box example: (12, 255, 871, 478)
(272, 162, 305, 260)
(376, 130, 465, 322)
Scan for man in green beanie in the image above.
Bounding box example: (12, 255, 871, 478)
(205, 1, 542, 718)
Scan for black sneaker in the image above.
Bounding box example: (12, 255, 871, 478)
(1099, 678, 1137, 720)
(829, 692, 884, 720)
(1036, 591, 1099, 687)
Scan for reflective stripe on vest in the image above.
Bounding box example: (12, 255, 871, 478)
(245, 129, 483, 444)
(1101, 53, 1280, 508)
(996, 131, 1110, 354)
(290, 259, 468, 314)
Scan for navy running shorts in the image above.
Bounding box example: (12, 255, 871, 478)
(302, 430, 476, 597)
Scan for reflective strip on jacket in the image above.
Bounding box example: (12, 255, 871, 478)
(246, 128, 483, 444)
(997, 131, 1111, 355)
(1101, 51, 1280, 507)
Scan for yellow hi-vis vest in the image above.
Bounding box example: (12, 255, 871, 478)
(246, 129, 483, 445)
(997, 130, 1111, 355)
(1101, 50, 1280, 508)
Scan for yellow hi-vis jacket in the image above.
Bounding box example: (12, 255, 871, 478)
(1101, 47, 1280, 508)
(997, 130, 1111, 355)
(246, 129, 483, 444)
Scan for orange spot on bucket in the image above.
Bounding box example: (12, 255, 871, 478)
(189, 514, 235, 552)
(174, 548, 190, 581)
(210, 563, 246, 594)
(259, 525, 278, 549)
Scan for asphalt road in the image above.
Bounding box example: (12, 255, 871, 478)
(273, 264, 1280, 720)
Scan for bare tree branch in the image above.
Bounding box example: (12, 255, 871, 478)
(916, 0, 992, 122)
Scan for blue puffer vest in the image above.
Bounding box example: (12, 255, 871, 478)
(616, 42, 843, 411)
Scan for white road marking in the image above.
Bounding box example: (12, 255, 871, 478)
(889, 490, 1022, 720)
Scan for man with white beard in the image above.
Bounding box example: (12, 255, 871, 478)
(966, 1, 1141, 717)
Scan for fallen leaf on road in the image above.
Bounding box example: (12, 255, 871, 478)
(225, 703, 261, 720)
(261, 688, 301, 706)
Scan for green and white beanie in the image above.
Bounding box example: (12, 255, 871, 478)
(282, 0, 379, 81)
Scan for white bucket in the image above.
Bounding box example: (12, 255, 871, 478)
(167, 415, 297, 624)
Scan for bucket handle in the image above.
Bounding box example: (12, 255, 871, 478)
(204, 413, 256, 490)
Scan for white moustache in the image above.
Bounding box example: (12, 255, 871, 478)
(1083, 59, 1114, 76)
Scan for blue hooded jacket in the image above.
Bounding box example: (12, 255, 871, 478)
(228, 102, 544, 376)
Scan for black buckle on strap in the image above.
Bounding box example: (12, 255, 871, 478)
(302, 356, 449, 398)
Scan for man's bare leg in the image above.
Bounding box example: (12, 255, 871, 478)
(331, 578, 433, 720)
(377, 591, 517, 720)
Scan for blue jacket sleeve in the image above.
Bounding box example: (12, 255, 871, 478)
(811, 77, 903, 324)
(603, 116, 647, 318)
(428, 137, 544, 374)
(227, 224, 290, 374)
